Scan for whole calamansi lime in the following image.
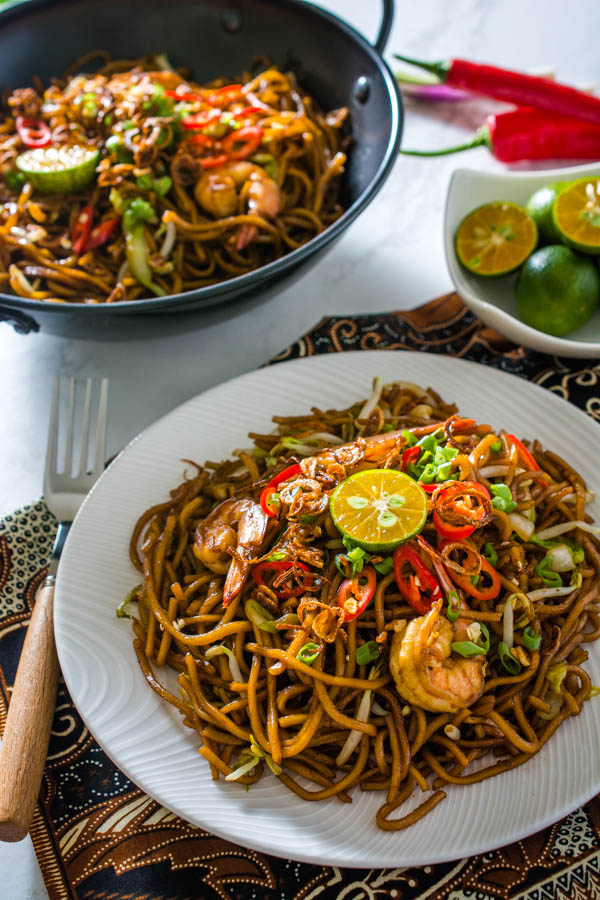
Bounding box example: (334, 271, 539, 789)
(525, 182, 568, 244)
(515, 245, 600, 336)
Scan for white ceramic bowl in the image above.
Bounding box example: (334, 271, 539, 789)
(444, 162, 600, 358)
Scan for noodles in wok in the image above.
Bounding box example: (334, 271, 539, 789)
(0, 53, 348, 303)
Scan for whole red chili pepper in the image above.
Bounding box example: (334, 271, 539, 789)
(394, 54, 600, 125)
(401, 107, 600, 162)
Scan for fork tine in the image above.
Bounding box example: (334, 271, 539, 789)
(63, 376, 75, 476)
(77, 378, 93, 477)
(92, 378, 109, 478)
(44, 376, 60, 489)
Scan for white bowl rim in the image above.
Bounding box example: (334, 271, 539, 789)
(444, 162, 600, 358)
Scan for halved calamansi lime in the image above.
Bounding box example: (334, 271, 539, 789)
(16, 145, 99, 194)
(552, 177, 600, 254)
(329, 469, 427, 552)
(455, 201, 538, 276)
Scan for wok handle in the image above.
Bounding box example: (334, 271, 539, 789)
(0, 304, 40, 334)
(374, 0, 394, 54)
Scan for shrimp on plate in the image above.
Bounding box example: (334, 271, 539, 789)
(389, 599, 485, 714)
(193, 497, 268, 604)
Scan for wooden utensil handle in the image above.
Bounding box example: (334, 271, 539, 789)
(0, 581, 59, 841)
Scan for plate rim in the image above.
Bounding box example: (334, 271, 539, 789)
(54, 350, 600, 868)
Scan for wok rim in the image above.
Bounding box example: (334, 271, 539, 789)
(0, 0, 402, 317)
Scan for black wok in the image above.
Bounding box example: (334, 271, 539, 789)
(0, 0, 401, 335)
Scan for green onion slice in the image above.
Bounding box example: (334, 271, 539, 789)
(522, 625, 541, 651)
(355, 641, 380, 666)
(535, 555, 563, 588)
(482, 542, 499, 567)
(490, 483, 517, 514)
(446, 590, 461, 622)
(297, 642, 321, 665)
(498, 640, 522, 674)
(245, 599, 275, 628)
(451, 622, 489, 658)
(374, 556, 394, 575)
(259, 613, 300, 633)
(116, 584, 141, 618)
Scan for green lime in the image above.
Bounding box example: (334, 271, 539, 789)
(329, 469, 427, 552)
(16, 145, 99, 194)
(455, 201, 538, 277)
(552, 177, 600, 254)
(515, 245, 600, 336)
(525, 182, 568, 244)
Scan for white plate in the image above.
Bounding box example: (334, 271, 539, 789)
(444, 162, 600, 358)
(54, 351, 600, 868)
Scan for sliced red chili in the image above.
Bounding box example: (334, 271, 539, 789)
(433, 480, 492, 530)
(432, 511, 475, 540)
(260, 486, 279, 517)
(187, 134, 213, 147)
(207, 84, 243, 106)
(401, 445, 421, 472)
(437, 539, 482, 577)
(232, 105, 266, 119)
(393, 545, 441, 615)
(506, 434, 539, 472)
(446, 555, 501, 601)
(182, 108, 223, 130)
(199, 153, 228, 169)
(259, 463, 302, 519)
(15, 116, 51, 149)
(222, 125, 264, 160)
(449, 416, 476, 434)
(165, 89, 201, 102)
(84, 216, 120, 251)
(71, 205, 94, 254)
(337, 566, 377, 622)
(253, 559, 315, 598)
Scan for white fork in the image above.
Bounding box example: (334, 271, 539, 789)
(0, 376, 108, 842)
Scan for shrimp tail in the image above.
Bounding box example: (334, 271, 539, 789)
(222, 502, 269, 605)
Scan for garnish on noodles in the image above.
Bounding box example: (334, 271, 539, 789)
(0, 52, 349, 303)
(123, 380, 600, 830)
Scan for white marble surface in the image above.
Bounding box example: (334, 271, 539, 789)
(0, 0, 598, 895)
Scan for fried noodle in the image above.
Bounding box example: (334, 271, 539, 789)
(0, 53, 349, 303)
(124, 381, 600, 830)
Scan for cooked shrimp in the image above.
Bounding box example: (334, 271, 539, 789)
(194, 161, 281, 249)
(193, 498, 268, 603)
(389, 600, 485, 713)
(300, 424, 443, 480)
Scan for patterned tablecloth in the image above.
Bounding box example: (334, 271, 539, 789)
(1, 293, 599, 900)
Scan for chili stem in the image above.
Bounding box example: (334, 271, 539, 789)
(393, 54, 449, 81)
(401, 135, 486, 157)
